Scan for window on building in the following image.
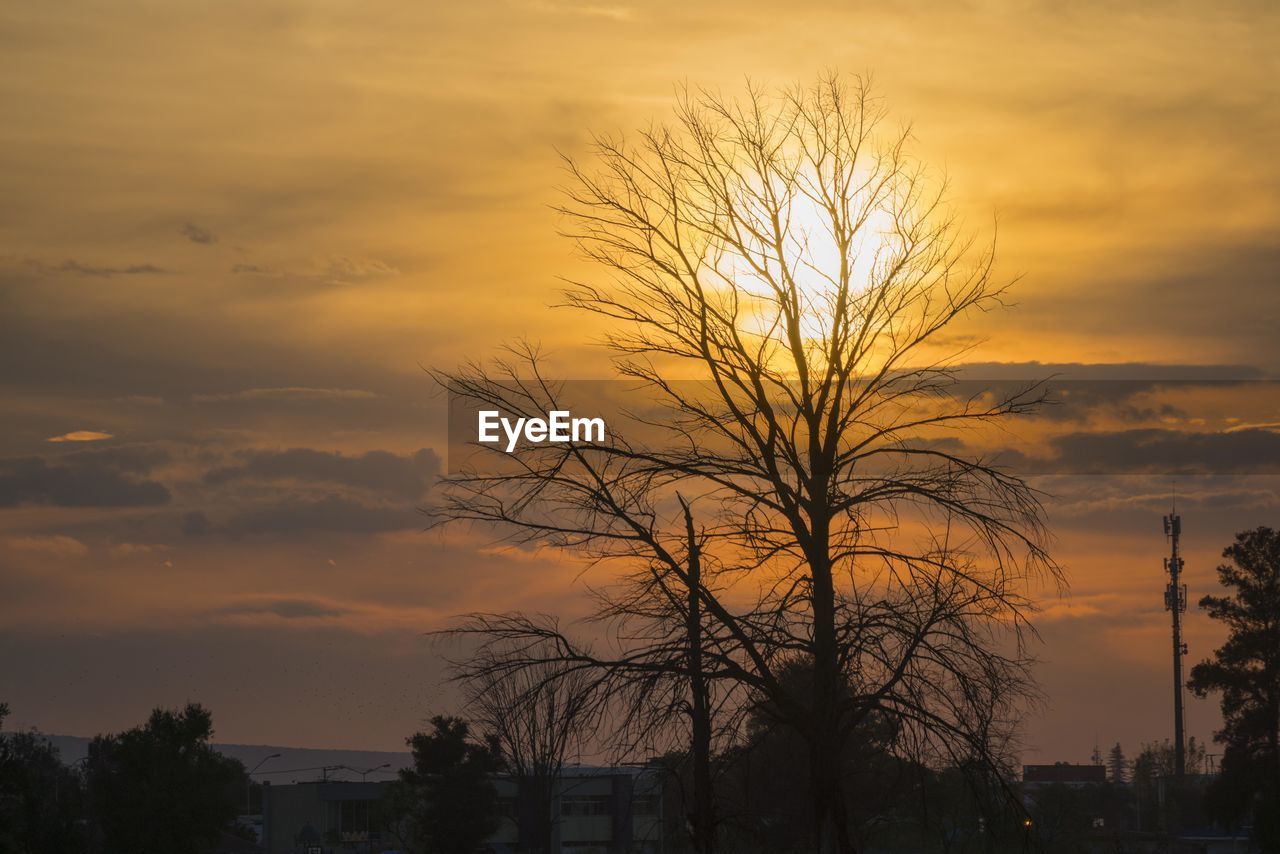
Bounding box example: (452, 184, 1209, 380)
(324, 798, 386, 841)
(326, 798, 372, 831)
(561, 795, 612, 816)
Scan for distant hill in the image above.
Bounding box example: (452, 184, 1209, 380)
(43, 734, 411, 783)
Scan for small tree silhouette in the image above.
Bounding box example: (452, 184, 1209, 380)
(1189, 526, 1280, 846)
(389, 715, 503, 854)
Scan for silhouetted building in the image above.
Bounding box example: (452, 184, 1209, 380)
(261, 767, 663, 854)
(490, 767, 662, 854)
(262, 782, 387, 853)
(1022, 762, 1107, 787)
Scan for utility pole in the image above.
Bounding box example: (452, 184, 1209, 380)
(247, 753, 281, 815)
(1163, 509, 1187, 780)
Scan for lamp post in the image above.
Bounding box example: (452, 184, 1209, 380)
(247, 754, 282, 816)
(360, 763, 391, 782)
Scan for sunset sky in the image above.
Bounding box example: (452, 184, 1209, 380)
(2, 0, 1279, 764)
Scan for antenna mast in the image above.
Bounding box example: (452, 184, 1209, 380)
(1162, 507, 1187, 779)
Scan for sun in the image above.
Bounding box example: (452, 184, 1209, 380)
(696, 162, 905, 355)
(782, 179, 899, 309)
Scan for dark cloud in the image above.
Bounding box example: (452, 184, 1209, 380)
(0, 455, 170, 507)
(323, 256, 400, 283)
(179, 222, 217, 244)
(0, 291, 418, 408)
(945, 379, 1193, 426)
(59, 444, 171, 473)
(1043, 427, 1280, 475)
(46, 259, 167, 278)
(953, 362, 1270, 381)
(223, 494, 420, 535)
(949, 371, 1276, 426)
(225, 257, 402, 285)
(871, 426, 1280, 477)
(229, 263, 281, 277)
(8, 447, 439, 545)
(204, 448, 439, 499)
(191, 387, 378, 403)
(901, 427, 1280, 475)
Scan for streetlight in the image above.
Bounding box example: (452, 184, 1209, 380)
(246, 754, 282, 816)
(360, 763, 391, 782)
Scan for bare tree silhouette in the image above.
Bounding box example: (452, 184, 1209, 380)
(437, 371, 733, 852)
(464, 653, 596, 854)
(434, 74, 1061, 854)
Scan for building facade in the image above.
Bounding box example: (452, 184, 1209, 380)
(261, 767, 663, 854)
(1022, 762, 1108, 787)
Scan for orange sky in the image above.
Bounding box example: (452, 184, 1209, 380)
(2, 0, 1279, 763)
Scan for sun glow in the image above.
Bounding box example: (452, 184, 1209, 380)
(784, 183, 898, 305)
(711, 172, 901, 345)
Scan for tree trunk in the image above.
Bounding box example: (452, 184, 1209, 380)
(809, 507, 855, 854)
(683, 500, 716, 854)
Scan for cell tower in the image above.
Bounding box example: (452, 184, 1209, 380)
(1162, 507, 1187, 779)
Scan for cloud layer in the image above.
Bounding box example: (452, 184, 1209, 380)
(1, 0, 1277, 759)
